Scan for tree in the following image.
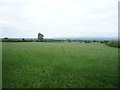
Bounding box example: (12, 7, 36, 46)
(4, 37, 8, 39)
(38, 33, 44, 42)
(22, 38, 25, 42)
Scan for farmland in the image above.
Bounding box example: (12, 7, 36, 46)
(2, 42, 118, 88)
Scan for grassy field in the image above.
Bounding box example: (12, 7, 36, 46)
(2, 42, 118, 88)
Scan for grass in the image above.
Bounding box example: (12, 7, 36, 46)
(2, 42, 118, 88)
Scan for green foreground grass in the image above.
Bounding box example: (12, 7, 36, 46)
(2, 42, 118, 88)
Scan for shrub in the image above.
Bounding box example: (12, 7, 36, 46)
(105, 40, 119, 48)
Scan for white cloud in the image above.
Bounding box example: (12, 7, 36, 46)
(0, 0, 118, 38)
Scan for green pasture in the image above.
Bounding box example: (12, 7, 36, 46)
(2, 42, 118, 88)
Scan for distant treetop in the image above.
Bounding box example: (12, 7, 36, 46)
(38, 33, 44, 42)
(4, 37, 8, 39)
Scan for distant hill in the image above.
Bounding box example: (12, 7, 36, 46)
(50, 37, 118, 41)
(0, 37, 119, 41)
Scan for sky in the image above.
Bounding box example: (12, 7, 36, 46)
(0, 0, 118, 38)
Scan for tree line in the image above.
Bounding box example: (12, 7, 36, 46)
(103, 40, 120, 48)
(1, 38, 120, 47)
(1, 33, 120, 48)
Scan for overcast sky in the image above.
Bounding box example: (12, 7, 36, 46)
(0, 0, 118, 38)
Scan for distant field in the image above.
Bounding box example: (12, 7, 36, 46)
(2, 42, 118, 88)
